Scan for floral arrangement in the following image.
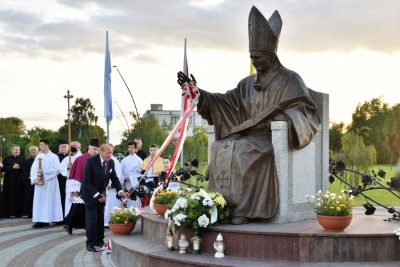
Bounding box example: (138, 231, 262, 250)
(109, 206, 142, 224)
(152, 188, 178, 208)
(165, 188, 228, 232)
(306, 190, 355, 216)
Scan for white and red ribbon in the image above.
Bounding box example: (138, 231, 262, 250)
(141, 91, 199, 180)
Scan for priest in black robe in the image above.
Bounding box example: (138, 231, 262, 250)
(2, 144, 26, 218)
(23, 146, 38, 218)
(56, 139, 69, 223)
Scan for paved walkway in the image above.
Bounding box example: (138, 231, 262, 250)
(0, 218, 118, 267)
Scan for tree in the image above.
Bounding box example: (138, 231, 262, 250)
(337, 132, 377, 186)
(27, 126, 58, 153)
(0, 117, 28, 157)
(329, 121, 345, 153)
(121, 115, 174, 157)
(0, 117, 26, 136)
(161, 120, 173, 136)
(386, 133, 398, 167)
(71, 98, 98, 138)
(383, 103, 400, 165)
(348, 97, 389, 163)
(56, 124, 106, 151)
(183, 127, 208, 165)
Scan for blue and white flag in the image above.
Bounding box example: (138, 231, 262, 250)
(104, 31, 112, 124)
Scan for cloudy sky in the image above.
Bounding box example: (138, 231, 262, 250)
(1, 0, 399, 144)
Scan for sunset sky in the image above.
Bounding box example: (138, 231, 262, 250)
(1, 0, 399, 144)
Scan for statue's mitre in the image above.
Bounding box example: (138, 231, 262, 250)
(248, 6, 282, 53)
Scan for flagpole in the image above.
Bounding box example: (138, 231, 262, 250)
(104, 31, 113, 143)
(107, 122, 110, 143)
(180, 38, 188, 168)
(164, 38, 190, 176)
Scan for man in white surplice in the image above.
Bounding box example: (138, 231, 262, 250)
(120, 140, 142, 208)
(30, 138, 63, 228)
(104, 144, 125, 226)
(59, 141, 82, 217)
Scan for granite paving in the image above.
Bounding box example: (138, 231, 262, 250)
(0, 218, 118, 267)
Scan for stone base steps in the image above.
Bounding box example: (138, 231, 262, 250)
(110, 207, 400, 266)
(111, 228, 293, 267)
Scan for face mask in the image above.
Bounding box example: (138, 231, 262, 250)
(71, 147, 78, 153)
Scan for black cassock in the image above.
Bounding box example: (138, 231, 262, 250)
(2, 155, 26, 217)
(23, 157, 35, 217)
(57, 153, 68, 220)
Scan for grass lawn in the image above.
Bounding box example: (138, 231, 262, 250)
(328, 164, 400, 206)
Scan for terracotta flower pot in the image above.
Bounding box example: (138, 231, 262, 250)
(154, 204, 169, 217)
(317, 214, 352, 232)
(108, 223, 136, 235)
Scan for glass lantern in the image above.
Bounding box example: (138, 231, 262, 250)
(213, 233, 225, 258)
(166, 229, 174, 251)
(191, 231, 202, 254)
(178, 233, 189, 254)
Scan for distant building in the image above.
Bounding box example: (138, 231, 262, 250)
(143, 104, 208, 136)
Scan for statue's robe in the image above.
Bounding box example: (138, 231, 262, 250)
(197, 61, 319, 219)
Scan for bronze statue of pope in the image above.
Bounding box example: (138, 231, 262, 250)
(177, 6, 319, 225)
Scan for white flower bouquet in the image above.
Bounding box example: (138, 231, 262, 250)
(165, 188, 228, 231)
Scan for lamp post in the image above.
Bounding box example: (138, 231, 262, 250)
(112, 65, 141, 136)
(114, 101, 131, 138)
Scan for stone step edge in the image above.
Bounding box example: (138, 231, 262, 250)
(110, 231, 298, 267)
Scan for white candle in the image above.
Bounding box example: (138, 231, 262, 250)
(193, 240, 199, 250)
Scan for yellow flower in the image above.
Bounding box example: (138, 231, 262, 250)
(214, 196, 227, 208)
(306, 191, 353, 216)
(125, 221, 128, 224)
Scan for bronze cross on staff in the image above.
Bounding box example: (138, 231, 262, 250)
(64, 90, 74, 165)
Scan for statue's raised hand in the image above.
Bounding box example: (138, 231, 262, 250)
(177, 71, 199, 100)
(177, 71, 196, 86)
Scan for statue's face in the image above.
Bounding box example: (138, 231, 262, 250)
(250, 51, 275, 73)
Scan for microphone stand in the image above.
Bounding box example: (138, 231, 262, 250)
(165, 173, 204, 190)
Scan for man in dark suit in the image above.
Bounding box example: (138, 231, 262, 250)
(81, 144, 129, 252)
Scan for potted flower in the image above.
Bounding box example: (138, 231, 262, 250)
(108, 206, 142, 235)
(152, 188, 178, 216)
(306, 190, 355, 231)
